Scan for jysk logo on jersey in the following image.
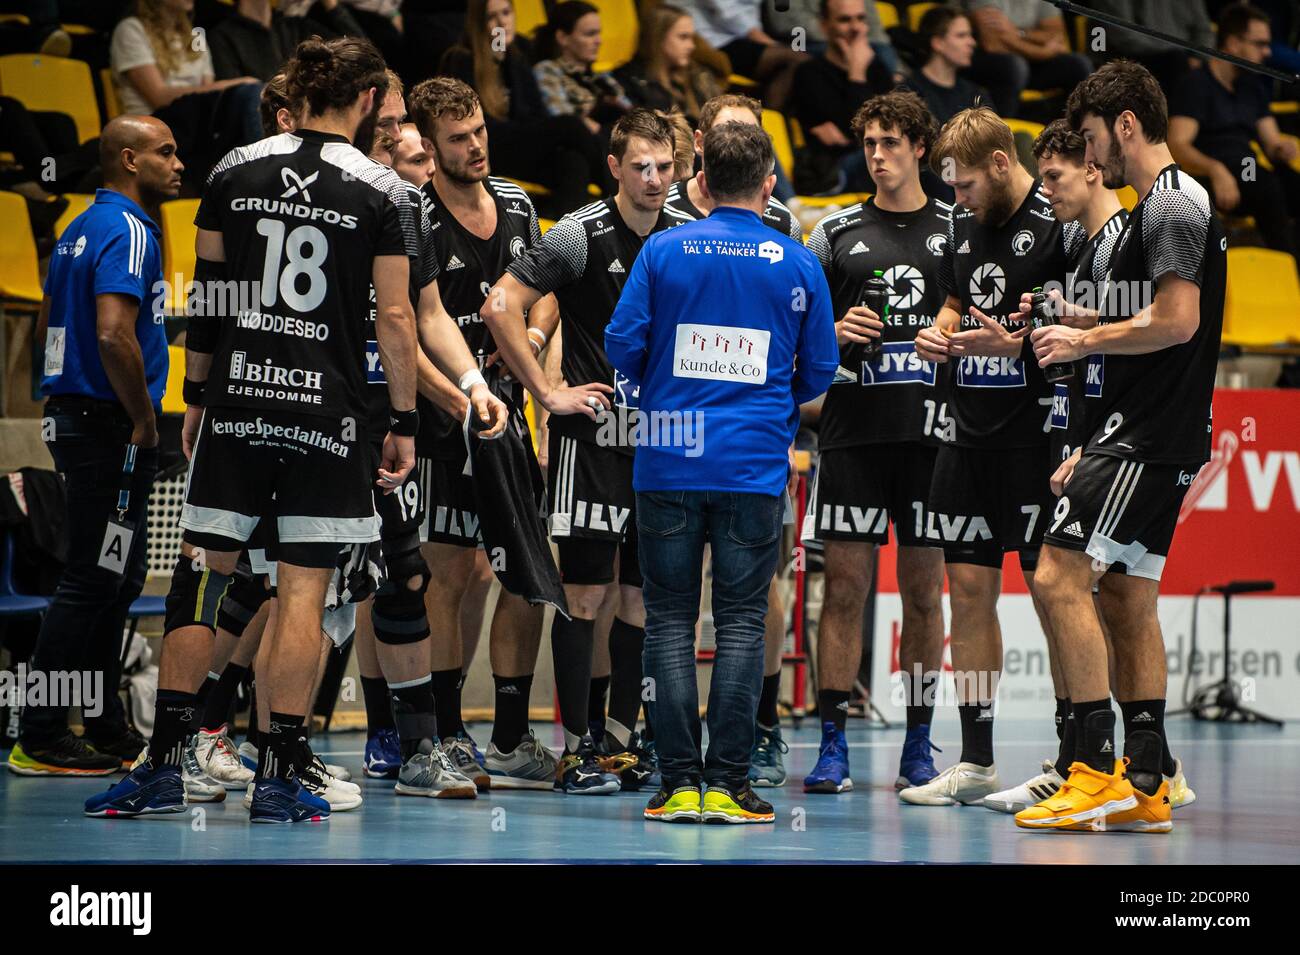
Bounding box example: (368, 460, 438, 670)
(861, 342, 936, 386)
(1050, 383, 1069, 429)
(956, 355, 1025, 388)
(674, 324, 770, 384)
(365, 341, 385, 384)
(969, 262, 1005, 310)
(1084, 354, 1103, 397)
(882, 265, 924, 310)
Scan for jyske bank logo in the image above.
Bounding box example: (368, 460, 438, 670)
(280, 168, 318, 202)
(883, 264, 924, 310)
(758, 240, 783, 264)
(970, 262, 1005, 311)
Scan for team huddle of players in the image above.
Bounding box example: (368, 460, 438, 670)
(83, 35, 1221, 833)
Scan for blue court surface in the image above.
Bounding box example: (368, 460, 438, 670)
(2, 719, 1295, 865)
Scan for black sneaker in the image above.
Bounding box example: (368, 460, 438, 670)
(555, 735, 620, 795)
(597, 730, 657, 791)
(87, 727, 147, 770)
(701, 783, 776, 824)
(7, 734, 121, 776)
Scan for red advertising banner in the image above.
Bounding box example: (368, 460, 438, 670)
(876, 388, 1300, 597)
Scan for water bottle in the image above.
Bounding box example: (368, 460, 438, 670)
(844, 269, 890, 376)
(1029, 286, 1074, 383)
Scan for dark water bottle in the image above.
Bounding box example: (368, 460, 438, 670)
(1029, 286, 1074, 383)
(848, 270, 891, 372)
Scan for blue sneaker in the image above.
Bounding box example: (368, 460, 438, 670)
(803, 722, 852, 794)
(84, 760, 185, 817)
(749, 724, 789, 787)
(364, 728, 401, 779)
(895, 723, 942, 790)
(249, 775, 331, 824)
(640, 735, 661, 790)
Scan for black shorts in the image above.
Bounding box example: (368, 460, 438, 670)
(181, 408, 377, 568)
(548, 431, 640, 587)
(416, 450, 481, 548)
(370, 439, 424, 551)
(800, 443, 937, 547)
(927, 444, 1055, 569)
(1043, 452, 1195, 582)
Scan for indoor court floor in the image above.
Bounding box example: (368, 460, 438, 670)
(2, 719, 1295, 865)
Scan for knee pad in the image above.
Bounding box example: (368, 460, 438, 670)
(216, 569, 270, 636)
(164, 554, 234, 635)
(372, 547, 431, 646)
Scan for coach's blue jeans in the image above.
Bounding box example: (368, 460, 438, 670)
(637, 490, 782, 792)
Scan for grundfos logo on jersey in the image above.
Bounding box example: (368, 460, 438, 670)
(280, 168, 318, 201)
(673, 324, 770, 384)
(861, 342, 936, 386)
(956, 355, 1026, 388)
(231, 196, 359, 228)
(227, 351, 324, 405)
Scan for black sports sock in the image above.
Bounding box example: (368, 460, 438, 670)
(361, 675, 395, 736)
(1123, 729, 1164, 796)
(389, 676, 437, 760)
(606, 617, 645, 747)
(491, 673, 534, 753)
(202, 663, 249, 731)
(265, 711, 305, 780)
(1120, 699, 1175, 777)
(904, 669, 938, 729)
(196, 673, 218, 707)
(588, 674, 610, 735)
(550, 615, 595, 750)
(148, 690, 197, 767)
(1073, 699, 1116, 774)
(756, 672, 781, 728)
(818, 689, 851, 733)
(1055, 697, 1075, 779)
(958, 702, 995, 766)
(430, 667, 465, 740)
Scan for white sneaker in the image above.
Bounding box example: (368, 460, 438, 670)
(324, 761, 352, 782)
(182, 739, 227, 803)
(982, 759, 1063, 813)
(194, 725, 254, 790)
(898, 762, 999, 806)
(304, 752, 360, 794)
(1167, 758, 1196, 809)
(394, 740, 478, 798)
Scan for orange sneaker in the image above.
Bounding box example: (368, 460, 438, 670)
(1091, 778, 1173, 833)
(1014, 759, 1136, 830)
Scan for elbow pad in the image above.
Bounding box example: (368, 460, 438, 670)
(186, 257, 229, 354)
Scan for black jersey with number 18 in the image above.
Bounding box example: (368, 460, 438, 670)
(196, 129, 417, 424)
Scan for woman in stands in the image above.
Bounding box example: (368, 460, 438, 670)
(110, 0, 261, 191)
(439, 0, 610, 217)
(532, 1, 633, 140)
(615, 3, 723, 128)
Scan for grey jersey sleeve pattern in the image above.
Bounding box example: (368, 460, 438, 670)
(505, 212, 587, 294)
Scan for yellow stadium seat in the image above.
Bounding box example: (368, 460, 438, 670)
(591, 0, 638, 73)
(0, 14, 29, 26)
(789, 116, 805, 150)
(1271, 101, 1298, 115)
(0, 54, 100, 144)
(875, 2, 900, 31)
(160, 199, 200, 315)
(1020, 88, 1061, 103)
(762, 109, 795, 181)
(0, 191, 42, 305)
(101, 67, 121, 121)
(539, 218, 556, 234)
(514, 0, 547, 38)
(54, 193, 94, 239)
(502, 177, 602, 200)
(1223, 247, 1300, 347)
(795, 193, 873, 208)
(60, 23, 96, 36)
(1116, 185, 1138, 211)
(908, 2, 938, 33)
(728, 73, 759, 89)
(161, 344, 187, 414)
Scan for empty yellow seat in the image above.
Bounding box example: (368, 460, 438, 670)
(0, 191, 43, 305)
(514, 0, 547, 37)
(159, 199, 200, 315)
(908, 2, 938, 33)
(1223, 247, 1300, 347)
(0, 54, 100, 144)
(591, 0, 638, 73)
(161, 344, 187, 414)
(762, 109, 795, 181)
(54, 193, 94, 239)
(875, 2, 900, 31)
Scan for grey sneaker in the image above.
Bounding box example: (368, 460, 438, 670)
(180, 739, 226, 803)
(748, 724, 789, 787)
(395, 740, 477, 798)
(485, 731, 560, 790)
(442, 736, 490, 791)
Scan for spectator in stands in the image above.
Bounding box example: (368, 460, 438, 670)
(281, 0, 407, 73)
(1169, 3, 1300, 255)
(616, 4, 724, 127)
(788, 0, 892, 195)
(403, 0, 470, 85)
(439, 0, 611, 216)
(906, 5, 990, 127)
(761, 0, 901, 77)
(1086, 2, 1213, 90)
(965, 0, 1091, 118)
(208, 0, 364, 81)
(110, 0, 262, 192)
(678, 0, 806, 108)
(1210, 0, 1300, 75)
(533, 1, 633, 137)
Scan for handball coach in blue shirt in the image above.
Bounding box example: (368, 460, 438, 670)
(606, 121, 838, 824)
(12, 116, 183, 778)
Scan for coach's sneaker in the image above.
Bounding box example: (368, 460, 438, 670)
(485, 731, 560, 790)
(8, 736, 120, 777)
(899, 762, 999, 806)
(895, 724, 941, 789)
(443, 734, 490, 791)
(86, 726, 146, 771)
(555, 736, 621, 795)
(804, 722, 852, 793)
(1015, 759, 1136, 830)
(84, 760, 185, 817)
(395, 739, 478, 798)
(249, 775, 330, 824)
(701, 784, 775, 824)
(1092, 778, 1173, 833)
(748, 724, 788, 787)
(983, 759, 1064, 813)
(364, 728, 401, 779)
(181, 738, 227, 803)
(1167, 758, 1196, 809)
(644, 784, 702, 823)
(194, 725, 254, 789)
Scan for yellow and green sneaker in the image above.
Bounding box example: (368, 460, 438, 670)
(7, 736, 120, 776)
(643, 785, 702, 823)
(701, 784, 775, 824)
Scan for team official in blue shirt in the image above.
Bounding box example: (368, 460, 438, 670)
(606, 121, 838, 824)
(10, 116, 183, 778)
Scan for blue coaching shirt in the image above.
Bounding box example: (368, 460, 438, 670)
(606, 206, 838, 496)
(41, 188, 168, 406)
